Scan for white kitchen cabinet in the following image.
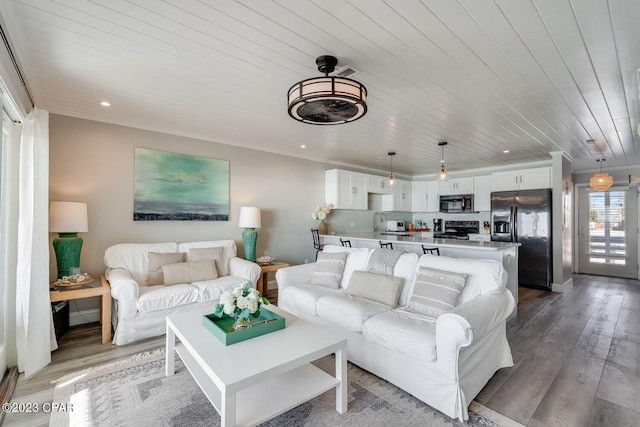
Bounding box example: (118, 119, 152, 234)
(325, 169, 368, 210)
(367, 174, 393, 194)
(427, 181, 440, 212)
(381, 179, 411, 211)
(492, 167, 551, 191)
(473, 175, 492, 212)
(411, 181, 428, 212)
(439, 177, 474, 195)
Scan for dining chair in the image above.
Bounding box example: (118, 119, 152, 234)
(379, 241, 393, 249)
(422, 245, 440, 256)
(340, 238, 352, 247)
(311, 228, 324, 260)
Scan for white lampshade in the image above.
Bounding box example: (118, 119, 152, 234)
(49, 201, 88, 233)
(238, 207, 261, 228)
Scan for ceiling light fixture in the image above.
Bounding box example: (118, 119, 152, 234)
(590, 158, 613, 191)
(388, 151, 396, 186)
(99, 100, 111, 107)
(436, 141, 450, 182)
(287, 55, 367, 125)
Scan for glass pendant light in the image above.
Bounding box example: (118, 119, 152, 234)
(388, 151, 396, 186)
(436, 141, 449, 182)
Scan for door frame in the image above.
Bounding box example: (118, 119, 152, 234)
(573, 183, 639, 278)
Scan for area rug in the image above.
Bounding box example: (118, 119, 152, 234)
(50, 349, 523, 427)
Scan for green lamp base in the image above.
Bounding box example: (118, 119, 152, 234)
(52, 232, 83, 278)
(242, 228, 258, 262)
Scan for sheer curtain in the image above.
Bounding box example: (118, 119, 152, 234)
(15, 107, 55, 377)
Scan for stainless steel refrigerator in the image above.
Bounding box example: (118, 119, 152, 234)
(491, 189, 552, 290)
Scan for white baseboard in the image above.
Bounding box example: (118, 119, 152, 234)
(552, 277, 573, 293)
(69, 308, 99, 326)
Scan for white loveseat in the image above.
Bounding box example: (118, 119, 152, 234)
(275, 245, 515, 421)
(104, 240, 260, 345)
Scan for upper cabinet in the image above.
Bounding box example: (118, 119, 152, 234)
(411, 181, 440, 212)
(367, 175, 393, 195)
(439, 177, 474, 195)
(473, 175, 492, 212)
(382, 179, 411, 211)
(325, 169, 368, 210)
(492, 167, 551, 192)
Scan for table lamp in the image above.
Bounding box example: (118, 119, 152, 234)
(49, 201, 88, 278)
(238, 207, 261, 262)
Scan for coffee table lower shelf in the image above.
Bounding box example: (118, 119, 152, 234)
(176, 344, 340, 426)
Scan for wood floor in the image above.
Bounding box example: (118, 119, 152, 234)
(2, 274, 639, 426)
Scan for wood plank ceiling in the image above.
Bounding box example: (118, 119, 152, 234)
(1, 0, 639, 176)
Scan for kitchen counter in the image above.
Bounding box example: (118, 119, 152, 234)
(320, 232, 519, 250)
(320, 232, 520, 318)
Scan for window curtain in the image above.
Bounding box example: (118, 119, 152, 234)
(15, 107, 55, 378)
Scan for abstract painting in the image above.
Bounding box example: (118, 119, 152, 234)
(134, 148, 229, 221)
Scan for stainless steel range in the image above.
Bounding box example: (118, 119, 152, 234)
(433, 220, 479, 240)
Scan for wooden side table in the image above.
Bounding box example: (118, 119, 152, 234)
(256, 262, 290, 296)
(50, 275, 112, 344)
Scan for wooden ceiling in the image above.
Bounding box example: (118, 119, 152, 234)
(1, 0, 639, 176)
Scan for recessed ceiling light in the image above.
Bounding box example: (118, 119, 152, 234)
(100, 101, 111, 107)
(300, 144, 306, 149)
(503, 150, 510, 154)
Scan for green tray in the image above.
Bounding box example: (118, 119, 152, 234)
(203, 308, 285, 345)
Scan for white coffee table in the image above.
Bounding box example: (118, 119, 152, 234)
(165, 306, 348, 427)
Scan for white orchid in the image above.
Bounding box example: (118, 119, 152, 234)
(312, 203, 334, 221)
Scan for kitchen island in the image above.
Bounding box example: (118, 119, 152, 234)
(320, 232, 520, 316)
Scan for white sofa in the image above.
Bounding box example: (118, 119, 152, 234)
(275, 245, 515, 421)
(104, 240, 261, 345)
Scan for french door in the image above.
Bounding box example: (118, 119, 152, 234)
(577, 186, 638, 278)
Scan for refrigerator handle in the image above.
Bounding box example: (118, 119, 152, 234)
(513, 205, 518, 242)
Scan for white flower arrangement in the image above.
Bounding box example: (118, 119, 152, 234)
(312, 203, 334, 220)
(213, 283, 269, 321)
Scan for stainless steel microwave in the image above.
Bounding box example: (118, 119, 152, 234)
(439, 194, 474, 213)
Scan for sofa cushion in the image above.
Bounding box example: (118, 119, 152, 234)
(346, 270, 404, 308)
(316, 294, 391, 332)
(362, 310, 437, 362)
(161, 259, 218, 286)
(178, 240, 237, 276)
(191, 276, 249, 302)
(322, 245, 371, 289)
(416, 255, 506, 304)
(280, 284, 342, 317)
(104, 242, 178, 286)
(136, 283, 200, 313)
(147, 252, 186, 286)
(408, 267, 467, 318)
(189, 246, 225, 276)
(393, 252, 420, 307)
(309, 251, 347, 288)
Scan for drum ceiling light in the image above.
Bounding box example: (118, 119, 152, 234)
(590, 158, 613, 191)
(287, 55, 367, 125)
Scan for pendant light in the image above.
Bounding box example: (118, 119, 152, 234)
(590, 158, 613, 191)
(287, 55, 367, 125)
(436, 141, 450, 182)
(388, 152, 396, 186)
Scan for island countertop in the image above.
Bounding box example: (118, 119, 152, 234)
(320, 232, 520, 251)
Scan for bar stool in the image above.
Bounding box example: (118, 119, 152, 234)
(422, 245, 440, 256)
(379, 241, 393, 249)
(311, 228, 324, 260)
(340, 238, 352, 247)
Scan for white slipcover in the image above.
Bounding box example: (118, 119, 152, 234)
(104, 240, 261, 345)
(276, 245, 515, 421)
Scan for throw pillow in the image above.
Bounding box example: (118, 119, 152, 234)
(408, 267, 468, 318)
(309, 251, 347, 288)
(189, 246, 225, 276)
(161, 259, 218, 286)
(346, 270, 404, 307)
(147, 252, 185, 286)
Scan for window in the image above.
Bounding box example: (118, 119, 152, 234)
(588, 191, 626, 265)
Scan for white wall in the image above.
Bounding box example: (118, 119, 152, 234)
(49, 115, 331, 316)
